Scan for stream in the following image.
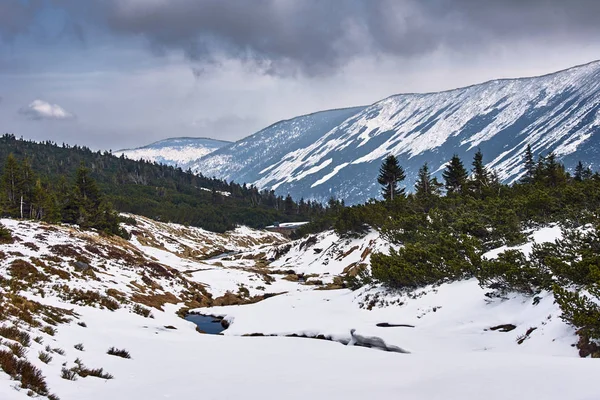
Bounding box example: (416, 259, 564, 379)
(185, 314, 226, 334)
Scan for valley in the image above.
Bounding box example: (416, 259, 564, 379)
(1, 214, 599, 399)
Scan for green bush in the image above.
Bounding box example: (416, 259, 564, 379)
(371, 232, 481, 289)
(554, 285, 600, 341)
(476, 250, 552, 295)
(0, 223, 12, 244)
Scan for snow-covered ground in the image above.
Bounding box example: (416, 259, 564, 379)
(0, 217, 599, 399)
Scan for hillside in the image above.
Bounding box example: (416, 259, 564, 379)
(0, 215, 599, 399)
(189, 61, 600, 204)
(118, 137, 230, 167)
(0, 135, 325, 232)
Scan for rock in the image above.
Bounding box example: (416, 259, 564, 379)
(489, 324, 517, 332)
(349, 329, 410, 354)
(73, 261, 91, 272)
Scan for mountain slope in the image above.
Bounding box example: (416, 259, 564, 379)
(193, 61, 600, 204)
(119, 137, 230, 167)
(186, 107, 366, 187)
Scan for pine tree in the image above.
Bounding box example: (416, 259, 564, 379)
(414, 163, 441, 205)
(442, 155, 468, 195)
(574, 161, 593, 182)
(471, 148, 489, 197)
(377, 155, 405, 201)
(1, 154, 20, 215)
(544, 153, 567, 187)
(284, 194, 295, 215)
(521, 144, 536, 184)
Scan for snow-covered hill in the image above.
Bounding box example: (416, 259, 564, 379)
(1, 216, 599, 399)
(190, 61, 600, 203)
(118, 137, 230, 167)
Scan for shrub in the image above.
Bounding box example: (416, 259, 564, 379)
(0, 349, 49, 396)
(476, 250, 552, 295)
(38, 351, 53, 364)
(107, 347, 131, 359)
(41, 326, 56, 336)
(554, 285, 600, 341)
(71, 358, 114, 379)
(61, 367, 78, 381)
(371, 233, 481, 289)
(8, 343, 26, 358)
(132, 304, 152, 318)
(0, 325, 31, 347)
(0, 223, 13, 244)
(74, 343, 84, 351)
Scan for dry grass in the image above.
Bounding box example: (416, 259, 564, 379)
(131, 292, 180, 311)
(107, 347, 131, 359)
(132, 304, 153, 318)
(0, 349, 50, 396)
(0, 325, 31, 347)
(71, 358, 114, 380)
(8, 259, 48, 284)
(38, 351, 53, 364)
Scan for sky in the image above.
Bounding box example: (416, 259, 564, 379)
(1, 0, 600, 151)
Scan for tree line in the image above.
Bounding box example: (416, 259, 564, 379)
(0, 134, 332, 232)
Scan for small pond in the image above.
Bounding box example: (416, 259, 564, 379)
(185, 314, 226, 334)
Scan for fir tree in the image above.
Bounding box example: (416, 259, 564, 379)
(414, 163, 441, 207)
(521, 144, 536, 184)
(471, 148, 489, 197)
(544, 153, 567, 187)
(574, 161, 593, 182)
(377, 155, 405, 201)
(1, 154, 20, 214)
(442, 155, 468, 195)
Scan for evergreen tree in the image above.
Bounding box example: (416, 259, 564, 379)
(1, 154, 20, 215)
(442, 155, 468, 195)
(544, 153, 567, 187)
(521, 144, 536, 184)
(574, 161, 593, 182)
(414, 163, 441, 207)
(471, 148, 489, 197)
(377, 155, 405, 201)
(284, 194, 295, 215)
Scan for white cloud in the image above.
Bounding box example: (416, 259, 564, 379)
(19, 99, 75, 120)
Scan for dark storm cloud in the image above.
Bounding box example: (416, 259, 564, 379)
(0, 0, 42, 42)
(11, 0, 600, 75)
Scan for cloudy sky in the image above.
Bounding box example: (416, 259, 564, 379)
(1, 0, 600, 150)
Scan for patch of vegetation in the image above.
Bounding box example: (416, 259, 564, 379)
(74, 343, 84, 351)
(0, 325, 31, 347)
(0, 349, 50, 396)
(132, 304, 153, 318)
(0, 135, 327, 232)
(56, 286, 121, 311)
(70, 358, 114, 380)
(60, 367, 78, 381)
(38, 351, 53, 364)
(0, 223, 12, 244)
(107, 347, 131, 359)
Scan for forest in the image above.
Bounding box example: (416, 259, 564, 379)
(0, 134, 331, 232)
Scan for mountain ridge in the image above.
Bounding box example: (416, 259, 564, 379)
(131, 60, 600, 204)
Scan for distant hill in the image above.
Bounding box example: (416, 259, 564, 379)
(118, 137, 230, 167)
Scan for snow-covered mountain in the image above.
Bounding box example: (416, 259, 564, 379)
(118, 137, 230, 167)
(189, 61, 600, 204)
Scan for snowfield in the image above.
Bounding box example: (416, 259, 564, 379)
(0, 217, 599, 399)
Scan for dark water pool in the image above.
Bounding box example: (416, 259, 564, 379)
(185, 314, 226, 334)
